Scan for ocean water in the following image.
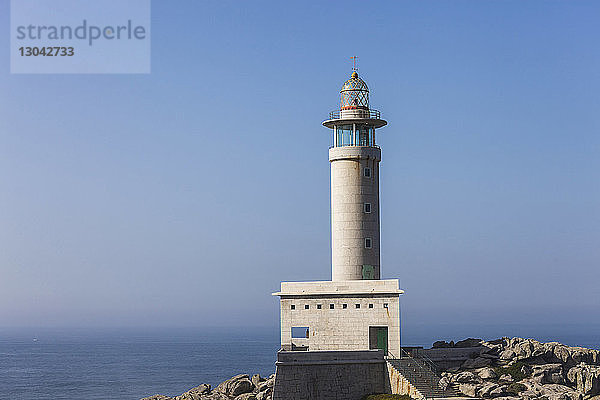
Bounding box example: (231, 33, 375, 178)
(0, 328, 280, 400)
(1, 326, 598, 400)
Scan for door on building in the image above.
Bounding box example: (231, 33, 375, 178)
(369, 326, 388, 355)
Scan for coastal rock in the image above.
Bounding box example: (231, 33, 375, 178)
(477, 367, 497, 380)
(234, 394, 256, 400)
(141, 396, 172, 400)
(455, 338, 483, 348)
(499, 373, 514, 383)
(251, 374, 263, 388)
(454, 371, 481, 384)
(567, 364, 600, 396)
(255, 381, 270, 393)
(256, 391, 272, 400)
(175, 384, 211, 400)
(196, 394, 230, 400)
(476, 382, 499, 397)
(215, 374, 254, 397)
(433, 340, 454, 348)
(458, 383, 478, 397)
(438, 374, 451, 391)
(532, 364, 565, 385)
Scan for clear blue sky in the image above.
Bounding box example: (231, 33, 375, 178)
(1, 1, 598, 340)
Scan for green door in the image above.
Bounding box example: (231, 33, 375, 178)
(376, 327, 388, 355)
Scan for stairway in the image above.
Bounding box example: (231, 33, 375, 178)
(387, 358, 462, 399)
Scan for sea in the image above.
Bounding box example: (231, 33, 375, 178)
(1, 326, 598, 400)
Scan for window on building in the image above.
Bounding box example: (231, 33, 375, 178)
(335, 125, 353, 147)
(365, 238, 372, 249)
(317, 304, 322, 309)
(356, 304, 361, 309)
(357, 125, 371, 146)
(364, 203, 371, 213)
(342, 304, 348, 309)
(305, 304, 309, 310)
(364, 167, 371, 177)
(291, 327, 309, 338)
(330, 304, 335, 309)
(369, 304, 374, 309)
(383, 303, 389, 309)
(291, 305, 295, 310)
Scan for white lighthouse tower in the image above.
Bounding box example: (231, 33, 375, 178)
(323, 70, 387, 281)
(273, 68, 403, 359)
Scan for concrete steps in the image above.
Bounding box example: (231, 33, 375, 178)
(387, 358, 462, 399)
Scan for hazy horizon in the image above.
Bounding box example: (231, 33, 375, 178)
(1, 0, 598, 337)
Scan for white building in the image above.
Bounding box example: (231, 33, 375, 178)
(274, 70, 403, 357)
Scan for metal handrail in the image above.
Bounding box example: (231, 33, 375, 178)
(328, 109, 381, 120)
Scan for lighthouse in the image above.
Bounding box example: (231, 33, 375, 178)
(323, 70, 387, 281)
(273, 68, 403, 359)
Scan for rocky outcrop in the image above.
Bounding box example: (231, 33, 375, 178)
(141, 374, 275, 400)
(567, 364, 600, 397)
(439, 337, 599, 400)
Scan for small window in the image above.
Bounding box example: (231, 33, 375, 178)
(305, 304, 309, 310)
(365, 238, 372, 249)
(355, 304, 361, 309)
(383, 303, 389, 309)
(364, 203, 371, 213)
(330, 304, 335, 309)
(291, 327, 309, 338)
(317, 304, 322, 309)
(369, 304, 374, 309)
(291, 305, 295, 310)
(342, 304, 348, 309)
(364, 167, 371, 177)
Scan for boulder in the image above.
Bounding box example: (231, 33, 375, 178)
(256, 381, 270, 393)
(255, 392, 270, 400)
(567, 363, 600, 397)
(251, 374, 263, 388)
(454, 371, 481, 384)
(462, 357, 492, 369)
(175, 384, 211, 400)
(499, 374, 514, 383)
(215, 374, 254, 397)
(235, 394, 256, 400)
(477, 367, 497, 380)
(433, 340, 454, 348)
(458, 383, 478, 397)
(500, 349, 516, 360)
(439, 374, 452, 390)
(532, 363, 565, 385)
(455, 338, 483, 348)
(196, 394, 231, 400)
(489, 385, 512, 397)
(476, 382, 499, 397)
(141, 396, 172, 400)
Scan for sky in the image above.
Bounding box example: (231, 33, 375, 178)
(1, 1, 599, 341)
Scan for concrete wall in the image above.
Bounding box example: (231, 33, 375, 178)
(329, 146, 381, 281)
(278, 292, 400, 357)
(273, 350, 387, 400)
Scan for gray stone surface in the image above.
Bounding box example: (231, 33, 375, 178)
(272, 350, 386, 400)
(215, 375, 254, 397)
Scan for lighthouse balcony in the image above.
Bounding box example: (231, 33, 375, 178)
(323, 109, 387, 130)
(329, 109, 380, 120)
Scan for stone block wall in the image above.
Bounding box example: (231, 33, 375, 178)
(279, 293, 400, 357)
(272, 350, 387, 400)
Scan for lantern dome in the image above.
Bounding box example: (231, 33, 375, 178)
(340, 71, 369, 110)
